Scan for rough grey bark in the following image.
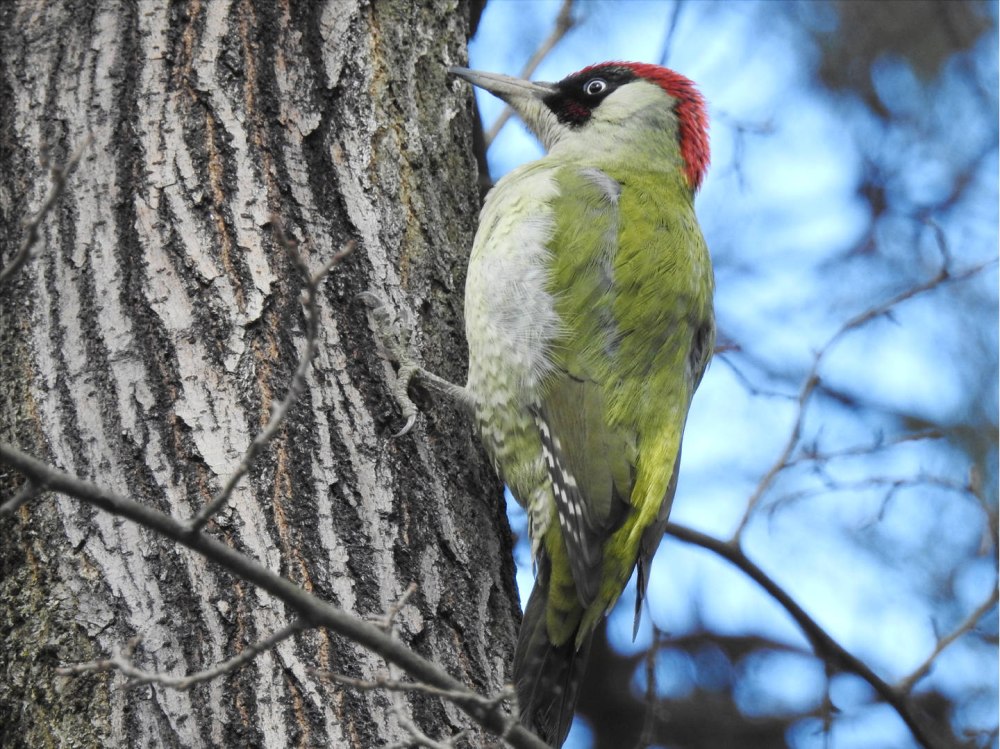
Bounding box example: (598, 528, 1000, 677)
(0, 1, 519, 747)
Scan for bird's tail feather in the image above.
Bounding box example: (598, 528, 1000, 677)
(513, 574, 594, 747)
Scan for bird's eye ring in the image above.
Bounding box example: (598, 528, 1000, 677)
(583, 78, 608, 96)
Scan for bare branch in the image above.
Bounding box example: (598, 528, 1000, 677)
(731, 254, 997, 543)
(897, 586, 999, 695)
(0, 444, 547, 749)
(186, 233, 356, 532)
(483, 0, 577, 148)
(664, 521, 959, 749)
(311, 580, 519, 744)
(0, 136, 92, 289)
(58, 620, 307, 691)
(708, 110, 777, 190)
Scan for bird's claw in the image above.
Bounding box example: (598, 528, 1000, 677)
(389, 363, 421, 438)
(392, 414, 418, 439)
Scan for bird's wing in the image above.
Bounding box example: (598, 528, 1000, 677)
(540, 163, 715, 625)
(535, 165, 637, 608)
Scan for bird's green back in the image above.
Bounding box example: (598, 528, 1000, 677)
(540, 162, 714, 645)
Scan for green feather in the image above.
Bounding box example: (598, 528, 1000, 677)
(542, 163, 714, 646)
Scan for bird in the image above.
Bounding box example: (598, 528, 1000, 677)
(391, 60, 716, 746)
(448, 61, 715, 746)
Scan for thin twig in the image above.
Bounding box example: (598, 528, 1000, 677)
(896, 586, 999, 694)
(372, 582, 419, 632)
(0, 479, 41, 518)
(186, 233, 355, 532)
(714, 351, 797, 401)
(636, 631, 812, 662)
(785, 429, 943, 468)
(58, 620, 307, 690)
(967, 463, 999, 555)
(483, 0, 577, 148)
(656, 0, 686, 68)
(0, 444, 547, 749)
(820, 660, 835, 748)
(664, 521, 956, 749)
(391, 713, 462, 749)
(731, 366, 819, 542)
(0, 136, 92, 288)
(311, 668, 516, 715)
(632, 626, 663, 749)
(763, 474, 977, 522)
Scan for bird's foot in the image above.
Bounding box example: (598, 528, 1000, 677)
(359, 291, 422, 437)
(360, 292, 476, 436)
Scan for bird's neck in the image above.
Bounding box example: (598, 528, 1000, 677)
(547, 106, 689, 183)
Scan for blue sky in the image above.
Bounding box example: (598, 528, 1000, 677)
(468, 2, 998, 747)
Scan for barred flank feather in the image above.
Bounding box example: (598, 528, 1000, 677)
(513, 559, 594, 747)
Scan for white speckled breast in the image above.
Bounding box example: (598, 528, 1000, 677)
(463, 163, 563, 541)
(464, 163, 563, 410)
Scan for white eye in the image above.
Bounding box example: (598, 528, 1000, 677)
(583, 78, 608, 96)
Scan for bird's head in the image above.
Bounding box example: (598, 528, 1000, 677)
(450, 61, 710, 191)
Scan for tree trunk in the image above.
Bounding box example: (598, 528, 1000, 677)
(0, 1, 518, 747)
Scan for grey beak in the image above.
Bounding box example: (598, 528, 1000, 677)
(448, 66, 556, 102)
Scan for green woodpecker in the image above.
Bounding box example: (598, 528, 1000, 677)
(448, 61, 714, 746)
